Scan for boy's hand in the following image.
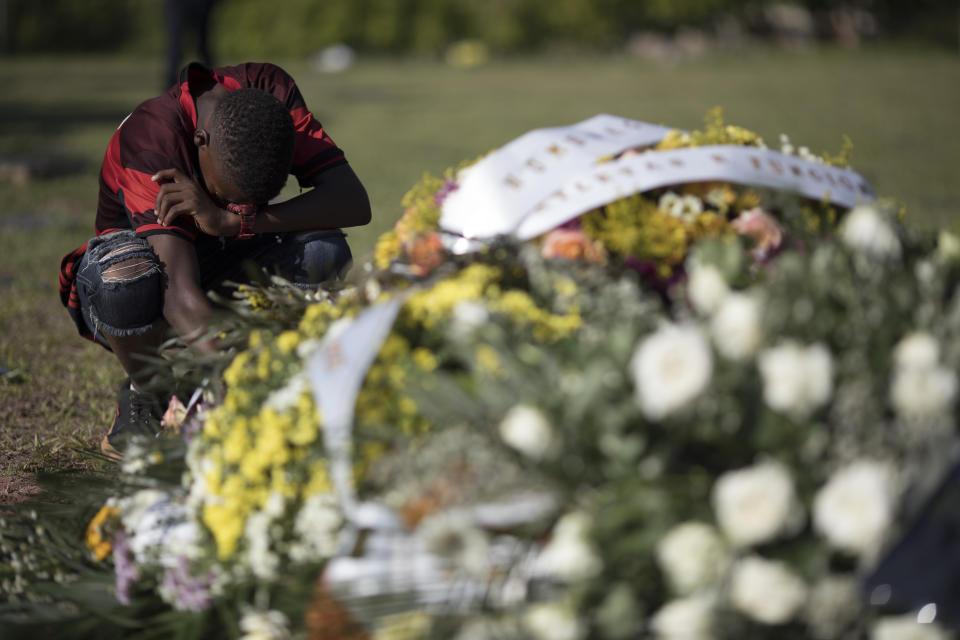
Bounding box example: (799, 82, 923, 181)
(152, 168, 238, 237)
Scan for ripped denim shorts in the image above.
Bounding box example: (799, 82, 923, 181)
(74, 228, 353, 347)
(74, 230, 165, 346)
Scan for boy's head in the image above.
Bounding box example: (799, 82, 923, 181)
(196, 88, 296, 207)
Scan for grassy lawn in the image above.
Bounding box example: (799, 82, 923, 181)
(0, 47, 957, 499)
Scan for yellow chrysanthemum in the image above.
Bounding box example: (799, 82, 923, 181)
(203, 503, 244, 560)
(475, 344, 502, 376)
(276, 330, 301, 354)
(411, 347, 438, 372)
(222, 351, 253, 388)
(655, 129, 690, 151)
(374, 230, 402, 270)
(582, 194, 690, 274)
(404, 264, 502, 329)
(84, 504, 120, 562)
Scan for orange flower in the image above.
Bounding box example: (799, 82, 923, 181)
(406, 232, 446, 277)
(400, 495, 441, 528)
(85, 504, 121, 562)
(541, 227, 607, 264)
(306, 581, 371, 640)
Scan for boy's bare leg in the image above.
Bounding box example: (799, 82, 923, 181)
(97, 257, 169, 458)
(104, 324, 169, 391)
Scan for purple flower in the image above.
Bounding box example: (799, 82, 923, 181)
(433, 179, 459, 206)
(112, 530, 139, 605)
(160, 556, 216, 612)
(624, 256, 686, 299)
(180, 413, 204, 444)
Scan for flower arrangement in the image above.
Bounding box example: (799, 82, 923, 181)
(2, 112, 959, 640)
(375, 108, 860, 286)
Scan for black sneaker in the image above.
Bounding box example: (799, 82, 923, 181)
(100, 381, 163, 460)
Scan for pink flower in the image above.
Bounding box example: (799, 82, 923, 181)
(732, 208, 783, 260)
(161, 395, 187, 433)
(541, 228, 607, 264)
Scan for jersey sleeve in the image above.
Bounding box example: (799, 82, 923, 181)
(120, 168, 198, 241)
(240, 63, 348, 186)
(99, 126, 198, 241)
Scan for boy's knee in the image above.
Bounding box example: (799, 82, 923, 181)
(296, 230, 353, 283)
(102, 256, 158, 283)
(82, 235, 165, 337)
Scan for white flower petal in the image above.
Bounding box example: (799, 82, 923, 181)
(631, 324, 713, 420)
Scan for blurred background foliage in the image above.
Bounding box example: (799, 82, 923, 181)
(1, 0, 957, 56)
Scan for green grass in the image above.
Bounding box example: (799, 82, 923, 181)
(0, 47, 958, 491)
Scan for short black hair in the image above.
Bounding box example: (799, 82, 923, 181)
(210, 88, 296, 205)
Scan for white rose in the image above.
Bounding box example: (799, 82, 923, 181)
(894, 333, 941, 370)
(890, 333, 957, 418)
(872, 615, 949, 640)
(841, 205, 902, 260)
(650, 594, 716, 640)
(687, 262, 729, 315)
(758, 340, 833, 419)
(631, 323, 713, 420)
(536, 511, 602, 582)
(813, 460, 896, 555)
(656, 522, 729, 595)
(710, 292, 764, 360)
(891, 366, 958, 418)
(729, 555, 807, 625)
(498, 404, 554, 460)
(524, 602, 584, 640)
(712, 462, 800, 547)
(239, 606, 291, 640)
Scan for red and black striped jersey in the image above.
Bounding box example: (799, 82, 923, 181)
(59, 61, 347, 342)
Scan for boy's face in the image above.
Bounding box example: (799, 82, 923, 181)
(197, 141, 248, 208)
(193, 120, 253, 208)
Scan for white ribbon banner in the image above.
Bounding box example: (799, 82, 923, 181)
(515, 144, 875, 240)
(441, 114, 673, 239)
(306, 297, 405, 514)
(440, 115, 875, 243)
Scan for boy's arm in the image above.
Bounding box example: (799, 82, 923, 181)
(146, 234, 215, 350)
(154, 163, 370, 235)
(256, 162, 371, 232)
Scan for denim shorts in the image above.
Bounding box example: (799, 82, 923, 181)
(74, 228, 352, 346)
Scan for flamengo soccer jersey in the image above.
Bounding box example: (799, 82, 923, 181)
(59, 62, 347, 342)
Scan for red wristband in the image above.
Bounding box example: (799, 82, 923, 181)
(227, 203, 258, 239)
